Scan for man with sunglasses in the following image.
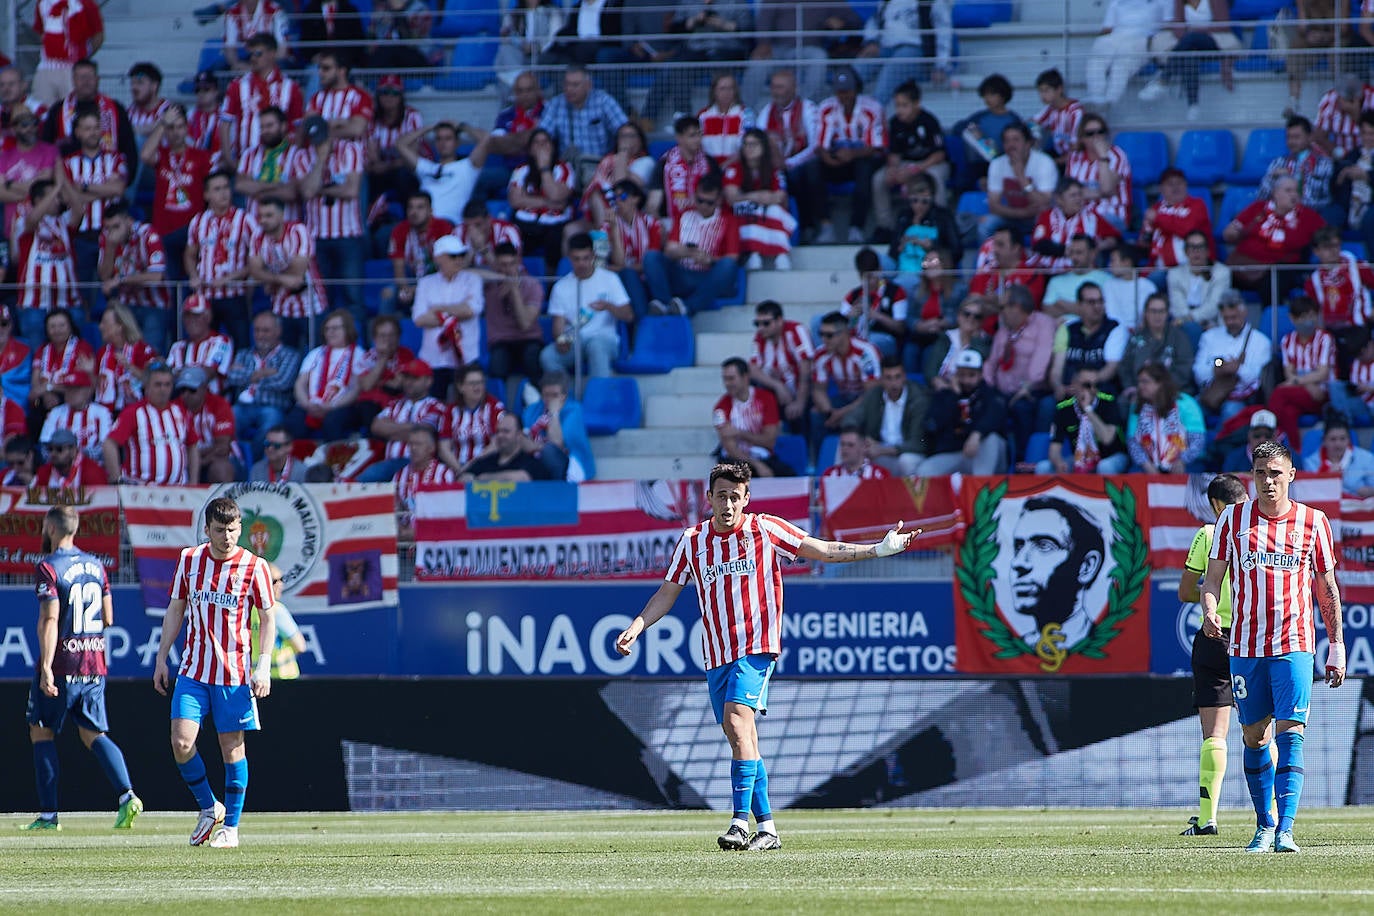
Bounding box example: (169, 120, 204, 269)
(643, 174, 739, 317)
(33, 427, 106, 490)
(0, 104, 58, 230)
(749, 300, 813, 431)
(218, 33, 304, 170)
(249, 425, 306, 482)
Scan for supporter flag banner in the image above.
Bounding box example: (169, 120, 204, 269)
(954, 476, 1151, 675)
(818, 475, 963, 548)
(1339, 496, 1374, 604)
(0, 486, 121, 574)
(122, 483, 399, 614)
(414, 477, 812, 580)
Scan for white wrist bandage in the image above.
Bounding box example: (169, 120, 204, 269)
(1327, 642, 1346, 671)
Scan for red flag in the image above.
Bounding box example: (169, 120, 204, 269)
(819, 475, 962, 548)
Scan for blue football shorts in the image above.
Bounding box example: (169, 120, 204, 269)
(1229, 652, 1314, 727)
(171, 675, 260, 733)
(706, 653, 776, 725)
(26, 674, 108, 733)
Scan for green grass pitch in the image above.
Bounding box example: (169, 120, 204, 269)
(2, 809, 1373, 913)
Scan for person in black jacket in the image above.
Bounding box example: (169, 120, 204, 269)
(298, 0, 367, 70)
(918, 349, 1007, 475)
(887, 172, 962, 272)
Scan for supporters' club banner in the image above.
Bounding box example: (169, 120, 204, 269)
(1147, 473, 1342, 571)
(954, 476, 1151, 675)
(0, 486, 121, 573)
(1338, 496, 1374, 604)
(122, 483, 398, 614)
(818, 476, 963, 548)
(414, 478, 812, 580)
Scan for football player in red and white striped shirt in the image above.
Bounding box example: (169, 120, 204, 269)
(185, 170, 259, 348)
(154, 495, 276, 850)
(812, 311, 881, 432)
(1269, 295, 1336, 448)
(62, 108, 128, 234)
(168, 295, 235, 394)
(821, 427, 891, 479)
(1065, 113, 1132, 228)
(101, 363, 199, 484)
(1201, 440, 1344, 854)
(616, 460, 917, 852)
(218, 32, 304, 166)
(749, 300, 813, 428)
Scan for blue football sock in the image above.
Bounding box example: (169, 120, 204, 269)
(1274, 731, 1305, 834)
(88, 735, 132, 795)
(750, 759, 772, 824)
(32, 740, 59, 816)
(223, 759, 248, 828)
(176, 753, 218, 811)
(730, 759, 758, 822)
(1243, 744, 1276, 829)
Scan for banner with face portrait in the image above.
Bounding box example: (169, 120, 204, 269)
(953, 476, 1152, 675)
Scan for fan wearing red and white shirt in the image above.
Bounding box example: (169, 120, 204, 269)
(1268, 296, 1336, 449)
(364, 359, 446, 477)
(41, 61, 137, 166)
(749, 301, 813, 426)
(218, 32, 304, 166)
(61, 108, 128, 238)
(388, 191, 455, 310)
(969, 226, 1047, 311)
(1224, 176, 1325, 303)
(1141, 167, 1213, 269)
(233, 106, 298, 224)
(33, 427, 107, 490)
(507, 128, 576, 275)
(822, 428, 891, 479)
(643, 175, 740, 317)
(355, 314, 415, 416)
(442, 363, 503, 471)
(366, 75, 423, 202)
(175, 364, 240, 483)
(39, 369, 110, 460)
(246, 197, 326, 347)
(296, 134, 366, 320)
(223, 0, 290, 73)
(650, 118, 723, 225)
(1029, 179, 1122, 272)
(29, 309, 94, 418)
(102, 363, 199, 484)
(0, 389, 27, 443)
(1064, 113, 1132, 228)
(306, 52, 372, 155)
(185, 170, 259, 348)
(713, 358, 790, 478)
(723, 130, 795, 266)
(603, 180, 662, 319)
(1032, 70, 1083, 162)
(815, 69, 885, 243)
(615, 460, 917, 850)
(140, 103, 213, 241)
(16, 178, 82, 312)
(1306, 227, 1374, 333)
(289, 309, 368, 441)
(92, 304, 159, 414)
(125, 62, 171, 139)
(1200, 440, 1344, 853)
(698, 74, 754, 165)
(812, 311, 882, 432)
(1314, 78, 1374, 159)
(454, 198, 522, 269)
(394, 424, 456, 537)
(187, 72, 225, 164)
(168, 295, 235, 395)
(31, 0, 103, 105)
(840, 248, 908, 356)
(97, 202, 169, 320)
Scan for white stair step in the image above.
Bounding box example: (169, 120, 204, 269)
(746, 269, 851, 308)
(633, 366, 723, 396)
(694, 332, 754, 368)
(591, 427, 719, 458)
(644, 393, 719, 428)
(595, 455, 716, 483)
(785, 245, 868, 271)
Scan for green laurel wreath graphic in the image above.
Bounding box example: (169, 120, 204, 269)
(1078, 480, 1148, 659)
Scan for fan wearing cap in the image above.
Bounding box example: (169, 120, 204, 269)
(918, 349, 1008, 475)
(33, 427, 107, 490)
(0, 102, 59, 223)
(365, 74, 423, 206)
(247, 196, 327, 349)
(1222, 409, 1282, 473)
(175, 365, 240, 483)
(38, 369, 110, 462)
(289, 308, 368, 441)
(412, 235, 483, 398)
(168, 295, 235, 396)
(184, 170, 259, 349)
(357, 358, 448, 482)
(186, 71, 225, 164)
(0, 303, 33, 404)
(103, 362, 200, 485)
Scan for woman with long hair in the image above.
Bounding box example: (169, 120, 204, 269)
(93, 303, 159, 415)
(508, 127, 577, 276)
(28, 308, 95, 436)
(698, 73, 754, 166)
(289, 309, 368, 442)
(723, 127, 796, 271)
(1126, 362, 1206, 473)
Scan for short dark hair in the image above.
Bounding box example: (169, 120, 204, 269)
(493, 241, 519, 258)
(1036, 67, 1064, 90)
(1323, 417, 1352, 438)
(567, 232, 594, 253)
(755, 300, 783, 320)
(128, 61, 162, 83)
(258, 195, 286, 212)
(103, 200, 131, 221)
(879, 354, 904, 372)
(259, 105, 287, 124)
(722, 356, 749, 376)
(541, 370, 570, 394)
(1070, 232, 1096, 250)
(709, 460, 752, 492)
(1022, 496, 1103, 580)
(459, 362, 486, 385)
(72, 58, 97, 75)
(1057, 176, 1084, 195)
(408, 423, 439, 447)
(370, 314, 401, 338)
(1252, 440, 1294, 468)
(246, 32, 279, 52)
(408, 190, 434, 207)
(612, 178, 645, 206)
(316, 49, 349, 71)
(205, 496, 242, 526)
(1312, 225, 1343, 248)
(696, 174, 722, 196)
(977, 73, 1013, 102)
(1287, 114, 1314, 134)
(855, 247, 881, 274)
(1288, 294, 1318, 317)
(1361, 110, 1374, 130)
(265, 424, 292, 440)
(992, 225, 1021, 248)
(204, 168, 234, 190)
(674, 115, 700, 136)
(1208, 473, 1249, 505)
(1077, 281, 1103, 301)
(820, 310, 847, 329)
(893, 80, 921, 103)
(462, 199, 489, 219)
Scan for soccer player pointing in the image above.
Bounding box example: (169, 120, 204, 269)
(616, 461, 917, 851)
(154, 496, 276, 849)
(1200, 441, 1345, 854)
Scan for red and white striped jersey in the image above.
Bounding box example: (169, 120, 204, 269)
(1352, 357, 1374, 405)
(1028, 206, 1122, 270)
(816, 96, 885, 151)
(389, 217, 456, 278)
(300, 344, 367, 406)
(170, 543, 274, 687)
(32, 337, 93, 389)
(698, 103, 754, 164)
(251, 221, 326, 318)
(188, 206, 259, 299)
(665, 513, 809, 669)
(33, 0, 103, 67)
(821, 460, 891, 479)
(224, 0, 289, 55)
(605, 211, 661, 265)
(17, 214, 80, 310)
(168, 333, 235, 393)
(1280, 328, 1336, 374)
(376, 395, 445, 460)
(107, 398, 199, 484)
(508, 162, 576, 224)
(750, 320, 814, 394)
(296, 142, 365, 238)
(1210, 499, 1336, 658)
(33, 455, 106, 490)
(712, 387, 780, 438)
(1305, 255, 1374, 329)
(757, 99, 820, 166)
(93, 340, 159, 412)
(1315, 86, 1374, 156)
(220, 69, 305, 159)
(451, 218, 522, 262)
(187, 106, 224, 163)
(445, 393, 503, 465)
(396, 457, 456, 513)
(1066, 146, 1133, 224)
(40, 402, 112, 458)
(127, 98, 172, 137)
(813, 338, 882, 399)
(99, 221, 168, 309)
(184, 390, 236, 447)
(236, 141, 301, 222)
(307, 85, 374, 160)
(48, 94, 124, 153)
(1032, 100, 1084, 157)
(670, 208, 739, 269)
(369, 107, 424, 163)
(62, 150, 127, 232)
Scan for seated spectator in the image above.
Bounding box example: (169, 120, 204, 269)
(918, 350, 1007, 475)
(698, 74, 754, 166)
(1330, 110, 1374, 252)
(536, 65, 629, 166)
(1049, 282, 1129, 399)
(97, 201, 169, 351)
(396, 121, 492, 223)
(888, 173, 962, 278)
(1303, 418, 1374, 494)
(1041, 234, 1112, 319)
(289, 309, 367, 440)
(0, 304, 33, 404)
(39, 369, 110, 461)
(1126, 362, 1206, 473)
(175, 365, 240, 483)
(1084, 0, 1166, 106)
(906, 248, 969, 369)
(951, 73, 1022, 189)
(1101, 245, 1156, 331)
(365, 75, 423, 210)
(487, 70, 544, 169)
(16, 179, 82, 337)
(1142, 168, 1213, 271)
(1193, 291, 1273, 420)
(1032, 68, 1083, 166)
(233, 105, 298, 224)
(1315, 75, 1372, 159)
(970, 227, 1047, 308)
(1039, 368, 1128, 474)
(387, 190, 456, 315)
(874, 81, 948, 238)
(102, 362, 199, 484)
(226, 310, 301, 462)
(713, 356, 791, 478)
(247, 196, 327, 349)
(508, 128, 577, 276)
(248, 425, 306, 483)
(840, 248, 907, 360)
(648, 116, 722, 227)
(1029, 179, 1121, 274)
(644, 176, 740, 316)
(356, 315, 415, 427)
(2, 435, 36, 485)
(460, 410, 552, 483)
(455, 200, 522, 269)
(577, 121, 654, 232)
(749, 299, 814, 431)
(741, 2, 858, 106)
(1332, 333, 1374, 424)
(361, 358, 446, 483)
(1138, 0, 1241, 119)
(522, 370, 595, 481)
(168, 295, 234, 394)
(494, 7, 564, 99)
(812, 310, 882, 436)
(368, 0, 440, 72)
(757, 69, 824, 245)
(724, 128, 795, 272)
(924, 297, 991, 390)
(604, 180, 661, 321)
(980, 122, 1058, 242)
(1306, 224, 1374, 369)
(1120, 292, 1196, 398)
(481, 242, 546, 398)
(1065, 114, 1133, 231)
(855, 355, 928, 476)
(814, 66, 885, 244)
(0, 385, 23, 444)
(540, 233, 632, 382)
(443, 363, 504, 473)
(822, 426, 891, 479)
(1167, 229, 1231, 332)
(185, 169, 257, 348)
(29, 308, 94, 431)
(395, 424, 457, 538)
(1268, 295, 1335, 448)
(1223, 175, 1323, 305)
(33, 427, 107, 490)
(1222, 409, 1280, 472)
(1258, 115, 1334, 215)
(413, 236, 485, 398)
(986, 285, 1056, 458)
(92, 303, 157, 415)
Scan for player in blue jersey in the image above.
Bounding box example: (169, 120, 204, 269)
(24, 505, 142, 831)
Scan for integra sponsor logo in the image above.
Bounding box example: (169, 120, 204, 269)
(1240, 551, 1301, 571)
(62, 636, 105, 653)
(194, 589, 240, 607)
(701, 558, 757, 584)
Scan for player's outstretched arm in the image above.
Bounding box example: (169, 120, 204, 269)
(616, 581, 684, 657)
(153, 598, 188, 696)
(796, 522, 920, 564)
(1199, 558, 1227, 641)
(1318, 567, 1346, 688)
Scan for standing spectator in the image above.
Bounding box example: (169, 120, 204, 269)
(713, 356, 792, 478)
(1126, 362, 1206, 473)
(749, 299, 813, 432)
(41, 60, 136, 167)
(61, 107, 128, 294)
(290, 309, 367, 440)
(648, 116, 721, 226)
(1032, 68, 1083, 165)
(222, 0, 290, 73)
(1193, 291, 1273, 420)
(356, 314, 413, 426)
(218, 33, 305, 168)
(247, 196, 327, 348)
(1314, 74, 1373, 159)
(124, 62, 170, 144)
(175, 365, 240, 482)
(922, 296, 990, 390)
(0, 67, 47, 141)
(186, 71, 224, 164)
(1223, 175, 1324, 304)
(1040, 367, 1128, 474)
(698, 74, 754, 166)
(1330, 110, 1374, 251)
(1065, 114, 1133, 230)
(857, 0, 953, 101)
(305, 51, 372, 160)
(985, 286, 1056, 458)
(1257, 115, 1335, 215)
(141, 104, 212, 283)
(724, 128, 795, 272)
(839, 247, 907, 359)
(412, 236, 484, 397)
(1305, 225, 1374, 367)
(97, 201, 168, 351)
(537, 66, 629, 166)
(248, 424, 306, 483)
(39, 369, 110, 461)
(298, 0, 367, 71)
(814, 67, 885, 244)
(168, 295, 235, 394)
(16, 179, 82, 338)
(1142, 167, 1213, 270)
(508, 128, 577, 276)
(523, 370, 596, 481)
(396, 121, 492, 224)
(33, 427, 106, 489)
(1049, 282, 1129, 400)
(1100, 245, 1157, 332)
(28, 308, 92, 433)
(1167, 229, 1231, 332)
(1120, 291, 1196, 398)
(757, 69, 823, 246)
(0, 305, 32, 404)
(1268, 295, 1335, 448)
(361, 358, 446, 482)
(918, 350, 1007, 475)
(368, 0, 440, 72)
(1288, 0, 1344, 108)
(874, 81, 947, 239)
(233, 106, 297, 223)
(811, 310, 882, 435)
(1084, 0, 1168, 106)
(495, 1, 565, 97)
(386, 191, 454, 314)
(30, 0, 104, 106)
(603, 179, 661, 320)
(822, 426, 892, 478)
(1028, 180, 1121, 275)
(454, 200, 522, 268)
(185, 170, 259, 349)
(540, 233, 632, 382)
(483, 242, 546, 397)
(226, 311, 301, 462)
(443, 363, 505, 473)
(91, 303, 158, 415)
(854, 356, 927, 476)
(980, 122, 1058, 243)
(0, 105, 58, 241)
(643, 175, 740, 316)
(297, 133, 367, 329)
(365, 75, 423, 209)
(102, 363, 199, 484)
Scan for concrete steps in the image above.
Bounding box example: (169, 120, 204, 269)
(633, 366, 721, 397)
(644, 393, 718, 428)
(590, 426, 718, 458)
(594, 454, 716, 483)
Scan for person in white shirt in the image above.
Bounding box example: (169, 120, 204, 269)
(1193, 291, 1273, 422)
(1042, 235, 1112, 320)
(1100, 245, 1157, 333)
(539, 232, 633, 384)
(1085, 0, 1169, 105)
(982, 122, 1059, 242)
(412, 235, 484, 400)
(1167, 229, 1232, 333)
(396, 121, 491, 223)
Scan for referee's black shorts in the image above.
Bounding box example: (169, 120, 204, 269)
(1191, 626, 1233, 709)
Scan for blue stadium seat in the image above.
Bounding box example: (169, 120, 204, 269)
(399, 318, 422, 355)
(555, 257, 573, 277)
(1231, 0, 1292, 18)
(486, 377, 507, 405)
(1301, 425, 1324, 461)
(1115, 131, 1169, 186)
(647, 140, 674, 161)
(178, 39, 226, 93)
(1261, 304, 1294, 344)
(951, 1, 1012, 27)
(434, 39, 499, 92)
(956, 191, 989, 215)
(773, 434, 808, 475)
(1230, 128, 1287, 184)
(817, 434, 840, 473)
(523, 257, 547, 282)
(485, 199, 511, 220)
(581, 377, 643, 435)
(1174, 130, 1237, 185)
(363, 259, 394, 313)
(434, 5, 501, 38)
(613, 316, 695, 373)
(717, 265, 748, 307)
(1215, 185, 1258, 239)
(1023, 432, 1051, 466)
(1346, 242, 1369, 260)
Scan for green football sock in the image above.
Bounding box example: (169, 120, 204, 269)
(1198, 736, 1227, 825)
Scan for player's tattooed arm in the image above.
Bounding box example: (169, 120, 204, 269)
(1318, 567, 1344, 647)
(797, 524, 919, 563)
